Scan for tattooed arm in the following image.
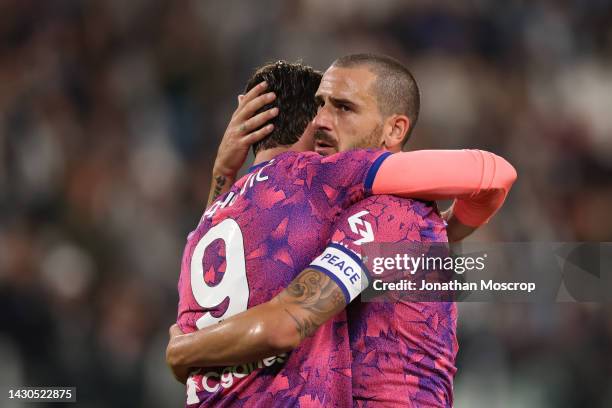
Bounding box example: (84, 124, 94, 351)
(277, 269, 346, 341)
(166, 268, 346, 377)
(207, 173, 231, 205)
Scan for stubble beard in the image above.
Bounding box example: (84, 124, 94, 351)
(347, 122, 384, 150)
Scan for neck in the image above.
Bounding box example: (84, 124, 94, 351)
(253, 146, 293, 165)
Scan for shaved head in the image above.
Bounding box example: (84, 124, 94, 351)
(332, 53, 420, 142)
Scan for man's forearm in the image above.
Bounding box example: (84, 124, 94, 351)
(206, 166, 236, 206)
(167, 268, 346, 369)
(374, 149, 517, 227)
(442, 205, 477, 242)
(167, 299, 294, 369)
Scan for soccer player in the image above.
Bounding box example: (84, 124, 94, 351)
(170, 58, 516, 407)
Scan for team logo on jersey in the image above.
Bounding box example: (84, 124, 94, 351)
(348, 210, 374, 245)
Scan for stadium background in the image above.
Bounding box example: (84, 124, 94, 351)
(1, 1, 612, 407)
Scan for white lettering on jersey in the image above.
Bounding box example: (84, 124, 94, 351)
(186, 375, 200, 405)
(204, 159, 275, 219)
(194, 353, 288, 393)
(191, 218, 249, 329)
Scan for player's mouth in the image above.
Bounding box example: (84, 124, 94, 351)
(314, 140, 337, 156)
(314, 131, 338, 156)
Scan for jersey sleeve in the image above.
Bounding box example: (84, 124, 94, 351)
(372, 149, 517, 226)
(308, 195, 447, 304)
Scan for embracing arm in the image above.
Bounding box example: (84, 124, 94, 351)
(168, 150, 517, 378)
(441, 207, 479, 242)
(373, 149, 517, 239)
(166, 268, 344, 371)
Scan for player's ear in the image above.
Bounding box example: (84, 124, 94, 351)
(382, 114, 409, 152)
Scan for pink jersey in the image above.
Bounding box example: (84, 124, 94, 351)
(177, 149, 390, 407)
(310, 195, 457, 407)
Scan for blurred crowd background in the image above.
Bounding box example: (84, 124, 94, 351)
(1, 0, 612, 407)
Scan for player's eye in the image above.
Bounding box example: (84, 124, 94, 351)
(339, 104, 351, 112)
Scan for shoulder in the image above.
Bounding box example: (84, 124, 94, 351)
(280, 149, 388, 166)
(319, 149, 389, 166)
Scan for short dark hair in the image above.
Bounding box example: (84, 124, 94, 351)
(244, 61, 322, 155)
(332, 53, 420, 143)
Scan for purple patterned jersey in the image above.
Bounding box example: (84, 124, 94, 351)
(177, 149, 390, 407)
(310, 195, 458, 407)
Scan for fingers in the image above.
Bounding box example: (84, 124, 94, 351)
(239, 81, 268, 107)
(169, 324, 183, 338)
(235, 105, 277, 146)
(237, 91, 276, 122)
(244, 124, 274, 145)
(242, 107, 278, 134)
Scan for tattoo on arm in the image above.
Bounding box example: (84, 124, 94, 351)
(211, 175, 226, 201)
(283, 307, 317, 340)
(278, 269, 346, 340)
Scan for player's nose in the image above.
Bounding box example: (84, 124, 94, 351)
(313, 105, 333, 131)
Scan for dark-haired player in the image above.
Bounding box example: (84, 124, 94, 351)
(170, 58, 516, 407)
